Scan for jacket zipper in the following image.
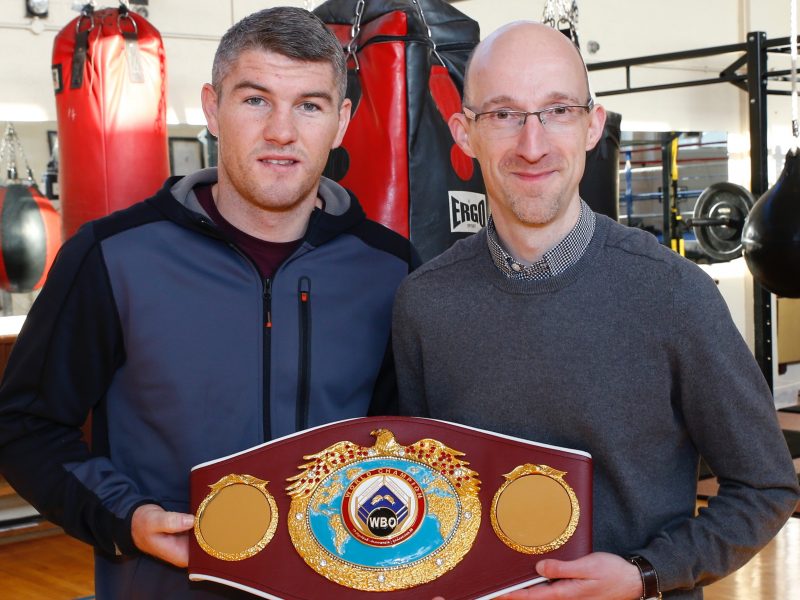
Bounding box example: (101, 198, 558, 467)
(200, 218, 275, 442)
(296, 276, 311, 431)
(263, 276, 272, 440)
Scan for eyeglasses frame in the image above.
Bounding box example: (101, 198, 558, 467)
(462, 99, 595, 129)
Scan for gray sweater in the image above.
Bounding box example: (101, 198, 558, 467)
(392, 215, 799, 598)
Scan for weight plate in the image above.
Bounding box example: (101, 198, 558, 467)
(692, 182, 755, 262)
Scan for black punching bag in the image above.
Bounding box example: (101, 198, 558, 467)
(0, 183, 62, 292)
(579, 110, 621, 221)
(741, 149, 800, 297)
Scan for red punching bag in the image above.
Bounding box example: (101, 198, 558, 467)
(52, 3, 168, 239)
(315, 0, 485, 262)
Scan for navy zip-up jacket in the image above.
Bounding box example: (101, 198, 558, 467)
(0, 168, 414, 598)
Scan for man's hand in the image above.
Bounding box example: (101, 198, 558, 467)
(131, 503, 195, 567)
(495, 552, 644, 600)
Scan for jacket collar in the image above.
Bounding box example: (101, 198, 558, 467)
(147, 168, 366, 247)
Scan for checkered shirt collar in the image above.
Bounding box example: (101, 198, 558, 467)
(487, 199, 596, 280)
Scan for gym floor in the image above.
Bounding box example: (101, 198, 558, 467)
(1, 407, 798, 600)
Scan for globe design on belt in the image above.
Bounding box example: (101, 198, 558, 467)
(342, 467, 425, 547)
(286, 428, 481, 591)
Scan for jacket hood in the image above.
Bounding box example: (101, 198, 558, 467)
(148, 168, 366, 247)
(168, 167, 353, 217)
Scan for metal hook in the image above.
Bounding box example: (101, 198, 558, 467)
(412, 0, 445, 68)
(75, 11, 95, 35)
(118, 10, 138, 35)
(345, 0, 366, 71)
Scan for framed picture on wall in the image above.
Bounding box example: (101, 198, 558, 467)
(169, 137, 204, 176)
(47, 130, 58, 156)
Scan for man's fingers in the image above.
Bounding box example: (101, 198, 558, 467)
(531, 553, 644, 600)
(131, 504, 194, 567)
(162, 511, 195, 533)
(535, 554, 600, 580)
(146, 531, 191, 568)
(535, 558, 569, 579)
(136, 505, 194, 534)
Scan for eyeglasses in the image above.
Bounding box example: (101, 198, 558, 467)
(463, 99, 594, 139)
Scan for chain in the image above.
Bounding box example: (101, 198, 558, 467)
(791, 0, 798, 140)
(412, 0, 445, 67)
(542, 0, 579, 46)
(344, 0, 446, 70)
(1, 123, 35, 185)
(345, 0, 366, 71)
(71, 0, 97, 11)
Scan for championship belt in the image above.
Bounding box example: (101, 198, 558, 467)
(189, 416, 592, 599)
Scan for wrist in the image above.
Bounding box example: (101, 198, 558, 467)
(628, 555, 662, 600)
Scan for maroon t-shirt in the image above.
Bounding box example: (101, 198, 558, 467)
(194, 184, 301, 279)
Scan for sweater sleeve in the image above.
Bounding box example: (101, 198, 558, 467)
(0, 225, 157, 556)
(634, 263, 800, 592)
(391, 277, 431, 418)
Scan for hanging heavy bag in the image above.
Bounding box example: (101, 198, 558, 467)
(0, 184, 62, 293)
(0, 123, 62, 294)
(742, 149, 800, 298)
(579, 110, 621, 221)
(52, 3, 169, 239)
(314, 0, 485, 262)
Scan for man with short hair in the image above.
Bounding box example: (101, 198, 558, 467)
(394, 21, 799, 599)
(0, 7, 413, 598)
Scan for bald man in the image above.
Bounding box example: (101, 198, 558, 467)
(393, 22, 799, 600)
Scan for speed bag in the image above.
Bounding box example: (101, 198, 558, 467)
(0, 184, 62, 293)
(52, 7, 169, 239)
(315, 0, 485, 262)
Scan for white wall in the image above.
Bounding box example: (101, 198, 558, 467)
(0, 2, 796, 125)
(0, 1, 308, 124)
(0, 0, 307, 175)
(2, 1, 798, 181)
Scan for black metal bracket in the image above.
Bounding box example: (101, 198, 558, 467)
(587, 31, 783, 389)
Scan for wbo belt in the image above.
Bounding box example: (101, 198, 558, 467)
(189, 416, 593, 599)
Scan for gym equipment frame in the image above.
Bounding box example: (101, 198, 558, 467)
(587, 31, 797, 391)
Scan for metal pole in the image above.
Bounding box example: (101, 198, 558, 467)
(746, 31, 773, 390)
(661, 133, 674, 247)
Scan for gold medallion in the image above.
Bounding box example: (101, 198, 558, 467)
(490, 464, 580, 554)
(286, 429, 481, 591)
(194, 474, 278, 561)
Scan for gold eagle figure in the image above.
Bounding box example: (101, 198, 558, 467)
(286, 428, 481, 498)
(286, 438, 363, 499)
